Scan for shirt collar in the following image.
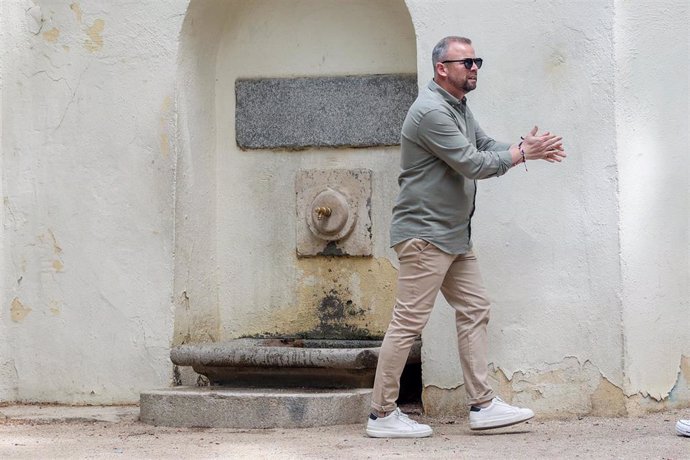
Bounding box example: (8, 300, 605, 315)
(428, 79, 467, 108)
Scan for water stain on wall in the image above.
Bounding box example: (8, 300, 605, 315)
(245, 256, 397, 339)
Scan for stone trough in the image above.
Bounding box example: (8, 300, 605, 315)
(140, 338, 421, 428)
(170, 338, 421, 388)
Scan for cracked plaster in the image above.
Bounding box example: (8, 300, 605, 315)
(423, 355, 690, 418)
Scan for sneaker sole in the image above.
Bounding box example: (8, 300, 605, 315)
(677, 421, 690, 437)
(470, 413, 534, 431)
(366, 427, 433, 438)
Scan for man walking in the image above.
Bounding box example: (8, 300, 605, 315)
(366, 36, 566, 438)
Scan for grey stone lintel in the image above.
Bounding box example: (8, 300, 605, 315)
(235, 74, 417, 150)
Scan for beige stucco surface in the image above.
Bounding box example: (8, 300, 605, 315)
(0, 0, 688, 416)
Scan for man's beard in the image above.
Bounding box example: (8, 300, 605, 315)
(463, 78, 477, 92)
(450, 75, 477, 94)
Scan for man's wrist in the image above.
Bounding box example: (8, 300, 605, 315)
(519, 138, 528, 171)
(509, 143, 527, 169)
(509, 145, 522, 166)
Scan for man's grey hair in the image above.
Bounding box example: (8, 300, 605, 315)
(432, 36, 472, 71)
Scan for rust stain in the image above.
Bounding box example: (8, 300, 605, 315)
(247, 257, 397, 338)
(52, 259, 64, 272)
(70, 3, 83, 23)
(84, 19, 104, 52)
(11, 298, 32, 322)
(42, 27, 60, 43)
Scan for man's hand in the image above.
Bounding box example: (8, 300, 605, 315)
(521, 126, 567, 163)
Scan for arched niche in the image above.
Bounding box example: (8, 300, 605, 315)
(174, 0, 417, 345)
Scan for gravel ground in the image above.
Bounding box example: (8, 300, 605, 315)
(0, 405, 688, 459)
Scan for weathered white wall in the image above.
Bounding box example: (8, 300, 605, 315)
(408, 0, 688, 416)
(0, 0, 186, 403)
(0, 0, 687, 412)
(0, 2, 13, 401)
(615, 0, 690, 405)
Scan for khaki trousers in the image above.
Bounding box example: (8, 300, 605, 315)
(371, 238, 495, 412)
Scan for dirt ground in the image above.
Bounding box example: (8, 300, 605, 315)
(0, 404, 688, 459)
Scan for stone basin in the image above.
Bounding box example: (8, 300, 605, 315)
(171, 338, 421, 388)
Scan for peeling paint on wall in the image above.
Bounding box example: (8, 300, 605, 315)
(10, 298, 31, 322)
(84, 19, 104, 52)
(625, 355, 690, 416)
(26, 5, 44, 35)
(590, 376, 627, 417)
(423, 355, 690, 417)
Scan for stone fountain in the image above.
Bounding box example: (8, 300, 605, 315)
(140, 71, 420, 428)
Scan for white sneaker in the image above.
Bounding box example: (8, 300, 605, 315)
(365, 408, 433, 438)
(677, 419, 690, 437)
(469, 397, 534, 430)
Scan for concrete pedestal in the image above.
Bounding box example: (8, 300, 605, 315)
(140, 386, 372, 428)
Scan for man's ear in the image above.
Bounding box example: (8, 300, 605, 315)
(435, 62, 447, 78)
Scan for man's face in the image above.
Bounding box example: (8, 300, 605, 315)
(441, 42, 479, 95)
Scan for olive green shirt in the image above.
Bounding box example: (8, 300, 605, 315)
(390, 80, 513, 254)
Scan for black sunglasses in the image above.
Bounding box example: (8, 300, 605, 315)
(442, 58, 483, 69)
